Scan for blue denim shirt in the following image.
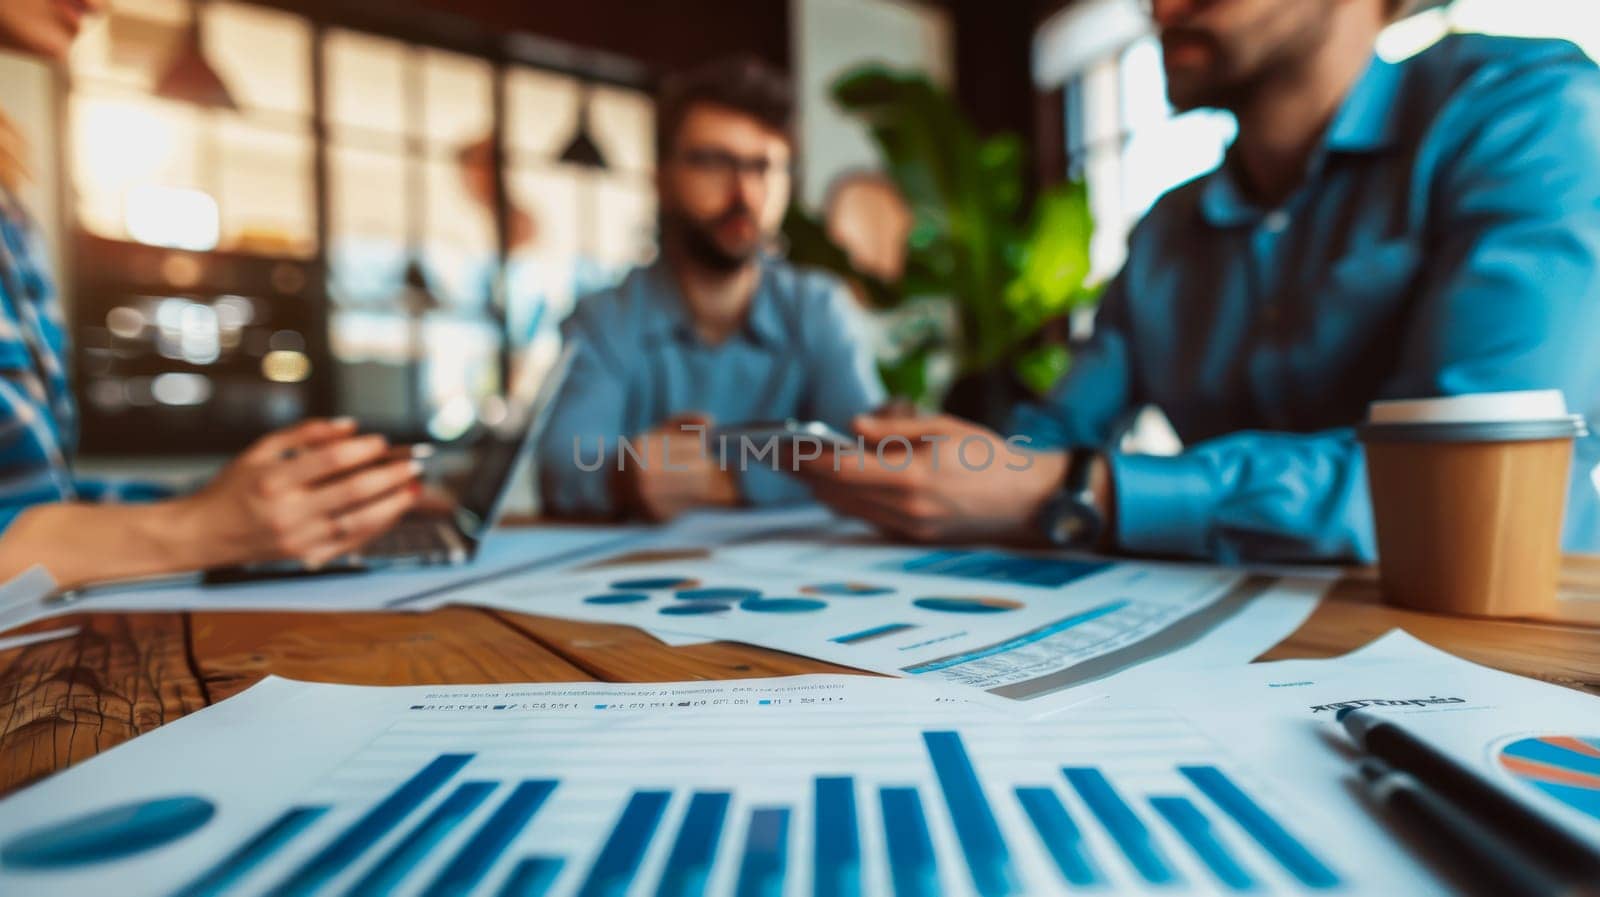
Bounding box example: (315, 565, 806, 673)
(538, 257, 885, 517)
(1014, 35, 1600, 563)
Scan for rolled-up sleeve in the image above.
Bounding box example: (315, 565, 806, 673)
(1108, 429, 1374, 562)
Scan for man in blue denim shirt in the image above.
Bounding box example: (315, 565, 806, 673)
(793, 0, 1600, 562)
(538, 58, 883, 520)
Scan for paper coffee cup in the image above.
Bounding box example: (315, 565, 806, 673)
(1359, 390, 1587, 617)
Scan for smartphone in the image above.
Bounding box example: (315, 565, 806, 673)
(712, 419, 855, 450)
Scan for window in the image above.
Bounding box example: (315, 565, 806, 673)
(69, 0, 316, 257)
(64, 0, 658, 447)
(323, 33, 502, 437)
(326, 41, 656, 439)
(69, 0, 323, 450)
(1068, 35, 1235, 282)
(1064, 0, 1600, 283)
(1377, 0, 1600, 62)
(503, 68, 656, 380)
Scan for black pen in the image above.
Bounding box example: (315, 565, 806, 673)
(1341, 708, 1600, 887)
(1358, 758, 1580, 897)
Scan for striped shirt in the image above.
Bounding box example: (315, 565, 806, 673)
(0, 189, 161, 532)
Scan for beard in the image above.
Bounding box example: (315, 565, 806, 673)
(1161, 3, 1336, 113)
(1162, 28, 1247, 112)
(661, 205, 765, 274)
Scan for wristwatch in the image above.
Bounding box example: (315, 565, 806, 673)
(1037, 448, 1106, 548)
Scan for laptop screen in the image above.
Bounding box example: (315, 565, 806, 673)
(450, 345, 577, 540)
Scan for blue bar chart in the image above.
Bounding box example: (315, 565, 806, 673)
(575, 791, 670, 897)
(734, 808, 789, 897)
(812, 777, 859, 897)
(923, 731, 1019, 897)
(879, 788, 938, 897)
(346, 781, 496, 897)
(656, 792, 730, 897)
(161, 723, 1344, 897)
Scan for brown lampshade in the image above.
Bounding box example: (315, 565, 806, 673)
(155, 19, 237, 110)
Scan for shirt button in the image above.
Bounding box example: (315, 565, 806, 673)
(1263, 210, 1290, 233)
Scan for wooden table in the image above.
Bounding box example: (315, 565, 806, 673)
(4, 556, 1600, 799)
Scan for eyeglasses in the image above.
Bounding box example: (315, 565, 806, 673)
(673, 148, 791, 183)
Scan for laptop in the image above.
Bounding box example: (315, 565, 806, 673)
(201, 344, 576, 584)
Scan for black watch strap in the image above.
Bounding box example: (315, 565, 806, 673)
(1038, 448, 1105, 548)
(1063, 447, 1097, 497)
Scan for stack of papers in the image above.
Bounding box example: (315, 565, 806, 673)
(7, 506, 1596, 895)
(0, 527, 641, 636)
(453, 538, 1328, 711)
(2, 633, 1595, 896)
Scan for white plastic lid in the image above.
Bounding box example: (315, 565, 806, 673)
(1367, 390, 1569, 424)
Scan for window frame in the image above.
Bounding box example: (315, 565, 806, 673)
(61, 0, 659, 448)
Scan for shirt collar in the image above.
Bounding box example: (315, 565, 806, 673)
(1199, 164, 1256, 228)
(640, 256, 784, 349)
(1323, 53, 1403, 154)
(1199, 52, 1401, 228)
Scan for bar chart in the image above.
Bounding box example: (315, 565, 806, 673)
(156, 702, 1347, 896)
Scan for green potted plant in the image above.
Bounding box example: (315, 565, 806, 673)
(786, 65, 1100, 430)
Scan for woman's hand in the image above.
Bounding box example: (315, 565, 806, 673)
(174, 418, 423, 568)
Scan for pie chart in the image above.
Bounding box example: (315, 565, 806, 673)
(740, 597, 828, 613)
(912, 596, 1025, 614)
(658, 602, 732, 617)
(675, 587, 762, 602)
(801, 582, 895, 597)
(611, 576, 700, 591)
(584, 593, 650, 605)
(1498, 735, 1600, 820)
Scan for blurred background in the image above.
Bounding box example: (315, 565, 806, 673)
(0, 0, 1594, 494)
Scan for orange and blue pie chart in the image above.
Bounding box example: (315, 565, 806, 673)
(659, 602, 732, 616)
(801, 582, 895, 597)
(584, 593, 650, 605)
(740, 597, 828, 613)
(675, 587, 762, 602)
(611, 576, 700, 591)
(1499, 735, 1600, 820)
(912, 596, 1025, 614)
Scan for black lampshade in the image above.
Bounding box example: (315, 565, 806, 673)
(401, 260, 443, 315)
(558, 93, 608, 170)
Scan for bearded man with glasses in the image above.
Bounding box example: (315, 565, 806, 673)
(538, 56, 884, 521)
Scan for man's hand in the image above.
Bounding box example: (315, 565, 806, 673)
(174, 418, 423, 568)
(616, 414, 739, 521)
(789, 414, 1072, 544)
